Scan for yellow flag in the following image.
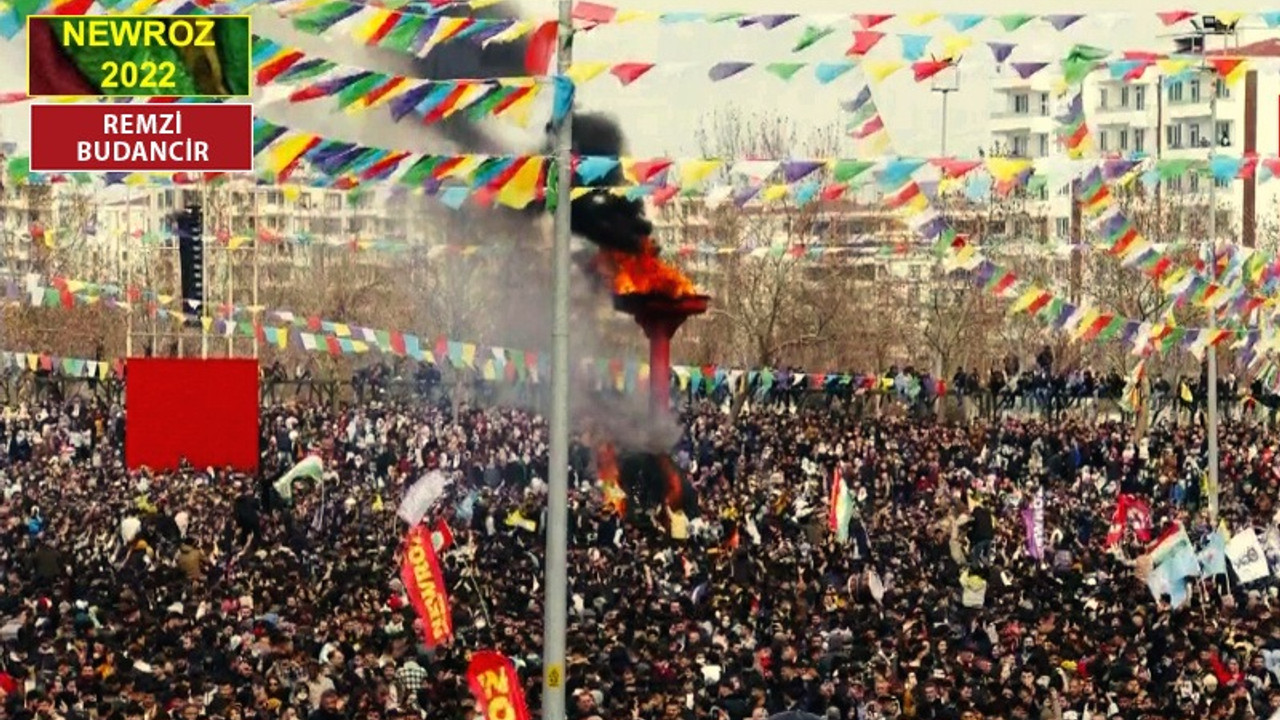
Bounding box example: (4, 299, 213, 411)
(761, 184, 789, 203)
(864, 60, 904, 83)
(941, 35, 972, 58)
(985, 158, 1032, 183)
(353, 8, 396, 43)
(567, 62, 611, 84)
(503, 89, 538, 127)
(570, 187, 593, 199)
(461, 343, 477, 367)
(265, 134, 318, 176)
(1009, 288, 1043, 315)
(678, 159, 721, 187)
(906, 12, 939, 25)
(497, 158, 544, 209)
(283, 186, 301, 202)
(615, 9, 655, 22)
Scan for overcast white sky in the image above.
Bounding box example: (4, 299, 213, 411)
(0, 1, 1273, 162)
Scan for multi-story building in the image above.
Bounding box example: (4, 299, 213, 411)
(985, 34, 1280, 247)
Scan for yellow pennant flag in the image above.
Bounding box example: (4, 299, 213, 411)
(461, 343, 477, 367)
(283, 186, 302, 202)
(864, 60, 904, 83)
(678, 159, 721, 187)
(265, 134, 319, 176)
(1156, 58, 1193, 76)
(940, 35, 972, 58)
(497, 158, 544, 209)
(353, 8, 396, 43)
(1008, 288, 1044, 315)
(615, 9, 655, 22)
(502, 89, 538, 127)
(984, 158, 1032, 183)
(429, 17, 473, 47)
(906, 12, 939, 25)
(570, 187, 594, 199)
(201, 316, 213, 334)
(487, 20, 533, 45)
(761, 184, 789, 203)
(567, 62, 611, 84)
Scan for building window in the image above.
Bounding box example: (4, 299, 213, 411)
(1120, 86, 1130, 108)
(1055, 217, 1070, 238)
(1134, 128, 1146, 153)
(1135, 86, 1146, 110)
(1189, 78, 1201, 103)
(1166, 123, 1183, 149)
(1215, 177, 1231, 189)
(1013, 94, 1029, 114)
(1168, 176, 1183, 193)
(1036, 133, 1049, 157)
(1215, 78, 1229, 99)
(1098, 130, 1108, 152)
(1189, 173, 1200, 193)
(324, 194, 342, 212)
(1039, 93, 1049, 116)
(1167, 81, 1184, 103)
(1012, 135, 1028, 156)
(1189, 122, 1201, 147)
(1215, 120, 1233, 147)
(1119, 129, 1129, 151)
(1099, 88, 1108, 109)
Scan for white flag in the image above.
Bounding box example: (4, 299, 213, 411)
(1227, 528, 1270, 584)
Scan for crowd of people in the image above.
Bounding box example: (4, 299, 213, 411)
(2, 380, 1280, 720)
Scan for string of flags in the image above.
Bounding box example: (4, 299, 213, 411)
(851, 71, 1266, 360)
(0, 0, 1273, 89)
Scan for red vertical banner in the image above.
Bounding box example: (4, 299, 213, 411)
(467, 651, 532, 720)
(400, 524, 453, 648)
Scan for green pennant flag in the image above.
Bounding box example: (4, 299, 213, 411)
(832, 159, 874, 183)
(997, 13, 1035, 32)
(765, 62, 806, 80)
(8, 157, 30, 185)
(792, 25, 834, 52)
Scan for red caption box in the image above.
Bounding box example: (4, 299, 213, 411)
(30, 103, 253, 172)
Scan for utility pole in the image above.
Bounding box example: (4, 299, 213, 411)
(931, 65, 958, 411)
(1198, 15, 1234, 524)
(542, 2, 573, 719)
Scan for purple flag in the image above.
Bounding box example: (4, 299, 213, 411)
(709, 62, 753, 81)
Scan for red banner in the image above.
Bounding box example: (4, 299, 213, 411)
(30, 104, 253, 172)
(400, 524, 453, 648)
(467, 650, 531, 720)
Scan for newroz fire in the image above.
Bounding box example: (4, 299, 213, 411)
(591, 237, 710, 416)
(592, 238, 698, 298)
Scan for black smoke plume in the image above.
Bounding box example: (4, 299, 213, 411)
(410, 4, 651, 254)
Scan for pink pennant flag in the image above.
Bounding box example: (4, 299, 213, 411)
(1156, 10, 1195, 25)
(610, 63, 655, 85)
(912, 60, 951, 82)
(572, 1, 617, 26)
(852, 13, 893, 29)
(847, 31, 884, 56)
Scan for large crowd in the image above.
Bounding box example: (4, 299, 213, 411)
(2, 382, 1280, 720)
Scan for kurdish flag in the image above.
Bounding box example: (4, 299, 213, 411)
(30, 17, 250, 97)
(828, 465, 854, 544)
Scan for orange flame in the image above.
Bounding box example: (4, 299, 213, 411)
(597, 443, 627, 515)
(594, 238, 698, 298)
(657, 455, 684, 511)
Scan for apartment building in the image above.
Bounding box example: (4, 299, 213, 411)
(986, 35, 1280, 247)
